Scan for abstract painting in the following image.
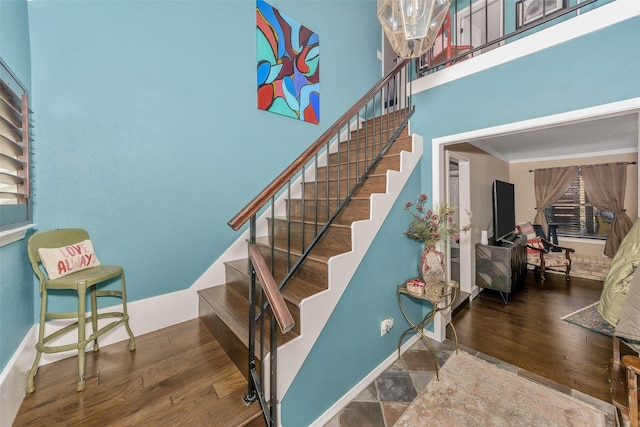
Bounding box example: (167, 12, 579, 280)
(256, 0, 320, 124)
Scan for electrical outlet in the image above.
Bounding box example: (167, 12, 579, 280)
(380, 317, 394, 336)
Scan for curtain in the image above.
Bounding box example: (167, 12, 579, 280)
(533, 166, 579, 235)
(582, 162, 634, 257)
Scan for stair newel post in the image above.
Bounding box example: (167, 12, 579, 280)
(244, 216, 258, 405)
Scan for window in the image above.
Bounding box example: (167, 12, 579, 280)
(543, 170, 612, 239)
(0, 59, 31, 232)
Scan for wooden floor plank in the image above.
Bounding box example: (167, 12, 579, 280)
(13, 319, 265, 427)
(451, 270, 612, 403)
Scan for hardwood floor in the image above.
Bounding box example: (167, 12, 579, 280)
(13, 320, 265, 427)
(13, 270, 614, 425)
(451, 270, 612, 403)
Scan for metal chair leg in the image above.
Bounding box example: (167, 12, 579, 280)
(26, 290, 48, 394)
(77, 285, 87, 392)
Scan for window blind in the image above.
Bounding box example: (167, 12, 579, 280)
(543, 172, 612, 239)
(0, 60, 31, 230)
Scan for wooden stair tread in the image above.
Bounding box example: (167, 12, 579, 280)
(223, 258, 327, 305)
(269, 216, 351, 230)
(255, 235, 347, 262)
(198, 285, 298, 350)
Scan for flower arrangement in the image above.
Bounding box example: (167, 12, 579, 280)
(404, 194, 471, 245)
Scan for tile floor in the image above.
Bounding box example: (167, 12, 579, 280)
(323, 338, 618, 427)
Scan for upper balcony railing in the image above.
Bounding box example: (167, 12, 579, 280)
(417, 0, 607, 77)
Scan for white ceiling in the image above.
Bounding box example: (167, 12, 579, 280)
(468, 112, 639, 163)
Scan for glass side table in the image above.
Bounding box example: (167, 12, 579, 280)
(397, 279, 459, 380)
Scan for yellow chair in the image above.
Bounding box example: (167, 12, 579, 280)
(26, 228, 135, 393)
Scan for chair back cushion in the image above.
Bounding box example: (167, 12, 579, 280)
(38, 239, 101, 279)
(527, 237, 545, 254)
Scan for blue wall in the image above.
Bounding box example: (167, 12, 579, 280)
(0, 0, 33, 372)
(280, 11, 640, 425)
(0, 0, 382, 371)
(25, 0, 382, 310)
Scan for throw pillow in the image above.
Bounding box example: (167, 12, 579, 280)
(527, 237, 545, 255)
(38, 239, 101, 280)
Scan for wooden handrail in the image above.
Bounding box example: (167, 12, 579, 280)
(248, 244, 295, 333)
(228, 58, 412, 231)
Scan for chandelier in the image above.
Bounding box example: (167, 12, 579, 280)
(377, 0, 452, 58)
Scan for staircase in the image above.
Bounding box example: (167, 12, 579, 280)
(199, 117, 412, 351)
(198, 60, 418, 425)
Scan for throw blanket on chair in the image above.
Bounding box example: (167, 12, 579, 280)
(598, 217, 640, 326)
(614, 270, 640, 342)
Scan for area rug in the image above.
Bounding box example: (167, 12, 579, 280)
(561, 302, 613, 337)
(394, 352, 608, 427)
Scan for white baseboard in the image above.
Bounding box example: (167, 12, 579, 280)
(0, 327, 37, 427)
(0, 288, 198, 427)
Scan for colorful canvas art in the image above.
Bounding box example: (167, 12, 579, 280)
(256, 0, 320, 124)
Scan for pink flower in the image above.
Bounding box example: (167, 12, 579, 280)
(403, 194, 471, 244)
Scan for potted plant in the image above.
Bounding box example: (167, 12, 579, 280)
(404, 194, 471, 285)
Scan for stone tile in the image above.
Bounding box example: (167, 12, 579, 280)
(434, 347, 455, 366)
(354, 382, 378, 402)
(385, 357, 408, 372)
(375, 371, 418, 403)
(409, 370, 434, 392)
(457, 342, 479, 356)
(475, 351, 519, 374)
(323, 413, 341, 427)
(401, 348, 433, 372)
(327, 337, 617, 427)
(380, 402, 410, 426)
(571, 388, 618, 417)
(332, 401, 385, 427)
(518, 368, 573, 395)
(408, 338, 429, 351)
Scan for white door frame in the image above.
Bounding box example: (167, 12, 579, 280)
(429, 98, 640, 342)
(446, 152, 473, 295)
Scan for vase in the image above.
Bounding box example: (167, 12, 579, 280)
(421, 242, 445, 287)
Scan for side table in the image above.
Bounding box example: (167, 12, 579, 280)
(397, 280, 459, 380)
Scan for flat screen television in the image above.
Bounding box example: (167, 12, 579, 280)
(492, 180, 516, 243)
